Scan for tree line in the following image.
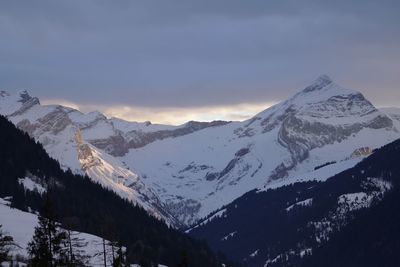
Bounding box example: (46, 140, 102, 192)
(0, 115, 228, 267)
(1, 198, 128, 267)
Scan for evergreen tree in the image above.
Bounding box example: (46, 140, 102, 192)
(102, 238, 107, 267)
(0, 225, 14, 263)
(27, 198, 68, 267)
(0, 115, 225, 267)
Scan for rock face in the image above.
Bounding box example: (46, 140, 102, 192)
(75, 130, 102, 171)
(351, 147, 373, 158)
(88, 120, 229, 157)
(241, 75, 394, 180)
(0, 76, 399, 227)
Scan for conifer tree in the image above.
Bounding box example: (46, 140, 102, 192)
(27, 198, 68, 267)
(0, 225, 14, 263)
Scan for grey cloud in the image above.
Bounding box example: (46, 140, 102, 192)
(0, 0, 399, 108)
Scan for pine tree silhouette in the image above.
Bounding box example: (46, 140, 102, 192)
(27, 197, 68, 267)
(0, 225, 14, 263)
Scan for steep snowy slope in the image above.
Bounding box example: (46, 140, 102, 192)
(381, 107, 400, 129)
(1, 75, 399, 227)
(122, 75, 400, 225)
(0, 91, 215, 226)
(0, 114, 225, 267)
(189, 137, 400, 266)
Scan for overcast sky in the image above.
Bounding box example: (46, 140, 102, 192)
(1, 0, 399, 124)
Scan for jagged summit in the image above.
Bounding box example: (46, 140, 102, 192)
(0, 89, 32, 101)
(18, 90, 35, 103)
(255, 75, 371, 121)
(303, 74, 333, 93)
(316, 74, 332, 83)
(295, 74, 359, 102)
(0, 89, 40, 115)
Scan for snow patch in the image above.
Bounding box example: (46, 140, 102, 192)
(221, 231, 237, 241)
(0, 199, 124, 266)
(286, 198, 313, 212)
(18, 177, 46, 195)
(249, 249, 259, 258)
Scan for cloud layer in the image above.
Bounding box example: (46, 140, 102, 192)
(1, 1, 399, 123)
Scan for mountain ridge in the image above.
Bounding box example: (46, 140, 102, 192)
(0, 114, 226, 266)
(1, 75, 399, 227)
(189, 137, 400, 266)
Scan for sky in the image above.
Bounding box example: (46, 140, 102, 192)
(0, 0, 399, 125)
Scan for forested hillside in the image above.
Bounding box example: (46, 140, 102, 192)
(190, 138, 400, 266)
(0, 115, 229, 267)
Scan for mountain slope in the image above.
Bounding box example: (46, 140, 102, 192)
(189, 138, 400, 266)
(381, 107, 400, 130)
(0, 90, 227, 227)
(300, 185, 400, 267)
(0, 197, 125, 266)
(0, 115, 227, 266)
(1, 75, 399, 226)
(120, 75, 399, 225)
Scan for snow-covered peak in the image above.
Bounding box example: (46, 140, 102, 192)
(0, 89, 35, 102)
(254, 75, 376, 123)
(302, 74, 333, 93)
(291, 75, 361, 105)
(0, 89, 40, 115)
(18, 89, 35, 103)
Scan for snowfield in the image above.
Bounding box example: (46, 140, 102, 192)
(0, 198, 120, 266)
(0, 198, 170, 267)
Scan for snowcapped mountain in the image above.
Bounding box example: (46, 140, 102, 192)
(1, 75, 399, 227)
(0, 91, 202, 226)
(0, 90, 228, 227)
(119, 75, 399, 225)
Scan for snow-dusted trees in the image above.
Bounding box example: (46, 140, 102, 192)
(0, 225, 14, 263)
(92, 239, 127, 267)
(27, 199, 68, 267)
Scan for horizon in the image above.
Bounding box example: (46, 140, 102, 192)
(1, 1, 399, 124)
(4, 74, 400, 126)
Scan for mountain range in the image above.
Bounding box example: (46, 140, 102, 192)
(1, 75, 399, 228)
(1, 75, 400, 266)
(0, 115, 225, 266)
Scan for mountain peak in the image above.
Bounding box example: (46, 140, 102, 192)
(254, 75, 376, 122)
(315, 74, 333, 84)
(18, 90, 33, 104)
(302, 74, 333, 93)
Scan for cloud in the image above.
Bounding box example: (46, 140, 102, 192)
(41, 98, 276, 125)
(0, 0, 399, 111)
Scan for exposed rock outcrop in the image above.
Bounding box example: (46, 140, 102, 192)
(351, 147, 373, 158)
